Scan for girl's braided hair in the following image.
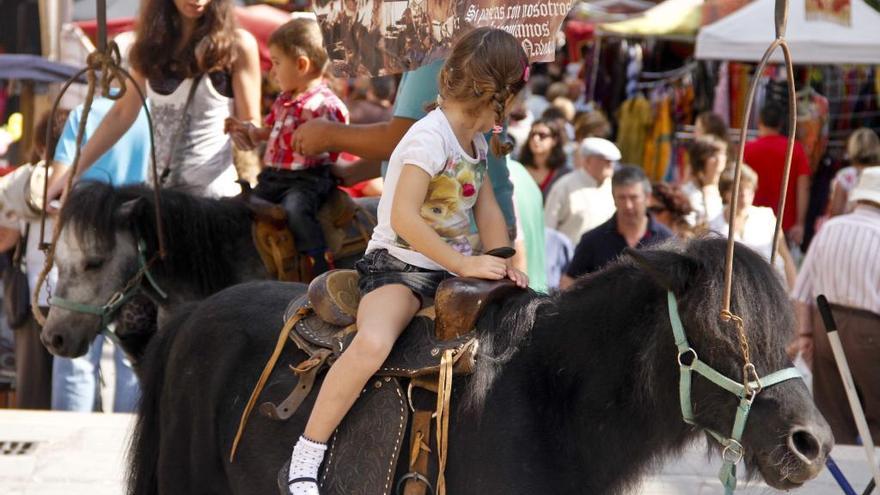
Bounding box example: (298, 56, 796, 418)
(435, 27, 529, 157)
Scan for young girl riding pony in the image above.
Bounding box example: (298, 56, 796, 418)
(285, 27, 530, 494)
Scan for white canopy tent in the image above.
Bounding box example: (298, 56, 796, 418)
(696, 0, 880, 64)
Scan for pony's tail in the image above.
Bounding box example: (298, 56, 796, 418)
(126, 304, 194, 495)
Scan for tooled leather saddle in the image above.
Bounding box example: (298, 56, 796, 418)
(232, 267, 521, 495)
(241, 184, 377, 282)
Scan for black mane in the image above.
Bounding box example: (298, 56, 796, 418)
(60, 182, 253, 294)
(468, 237, 792, 417)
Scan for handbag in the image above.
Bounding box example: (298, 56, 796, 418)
(3, 224, 31, 328)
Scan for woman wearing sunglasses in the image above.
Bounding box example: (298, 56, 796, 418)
(519, 117, 569, 199)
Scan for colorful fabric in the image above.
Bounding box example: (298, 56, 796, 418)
(796, 89, 830, 173)
(368, 108, 488, 271)
(642, 95, 673, 182)
(615, 95, 652, 166)
(744, 135, 812, 232)
(263, 82, 349, 170)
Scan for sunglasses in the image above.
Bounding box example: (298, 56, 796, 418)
(531, 131, 554, 140)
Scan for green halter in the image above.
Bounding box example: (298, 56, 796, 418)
(50, 239, 167, 343)
(666, 291, 801, 494)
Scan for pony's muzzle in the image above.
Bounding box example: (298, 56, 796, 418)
(41, 324, 91, 358)
(786, 425, 833, 480)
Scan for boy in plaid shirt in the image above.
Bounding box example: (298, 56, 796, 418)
(226, 18, 348, 274)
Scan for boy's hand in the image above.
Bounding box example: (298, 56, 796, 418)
(455, 255, 507, 280)
(506, 266, 529, 288)
(224, 117, 257, 150)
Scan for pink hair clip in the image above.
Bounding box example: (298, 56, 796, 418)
(522, 64, 530, 83)
(492, 125, 503, 135)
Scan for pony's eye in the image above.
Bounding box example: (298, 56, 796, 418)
(84, 258, 105, 271)
(432, 207, 442, 214)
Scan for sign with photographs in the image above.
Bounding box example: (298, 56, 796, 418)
(314, 0, 575, 76)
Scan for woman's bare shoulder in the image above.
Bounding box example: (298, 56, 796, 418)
(234, 28, 259, 54)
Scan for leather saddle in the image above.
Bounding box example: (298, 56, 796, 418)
(240, 185, 376, 282)
(236, 268, 521, 495)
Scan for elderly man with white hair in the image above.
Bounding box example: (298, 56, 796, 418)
(543, 137, 620, 245)
(791, 167, 880, 445)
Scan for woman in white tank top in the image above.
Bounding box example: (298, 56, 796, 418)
(47, 0, 261, 199)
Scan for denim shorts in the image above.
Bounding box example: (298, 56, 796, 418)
(355, 249, 451, 306)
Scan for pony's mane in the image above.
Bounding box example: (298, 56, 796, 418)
(60, 182, 253, 294)
(465, 237, 792, 413)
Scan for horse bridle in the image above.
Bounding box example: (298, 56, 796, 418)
(50, 238, 167, 343)
(666, 291, 802, 494)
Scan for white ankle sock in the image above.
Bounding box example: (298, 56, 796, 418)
(288, 435, 327, 495)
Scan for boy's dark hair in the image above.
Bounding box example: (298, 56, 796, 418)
(529, 74, 550, 98)
(612, 165, 651, 195)
(269, 18, 328, 74)
(759, 103, 785, 130)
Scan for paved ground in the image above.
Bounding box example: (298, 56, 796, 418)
(0, 409, 876, 494)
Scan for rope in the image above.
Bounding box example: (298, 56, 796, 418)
(33, 30, 168, 322)
(720, 0, 797, 385)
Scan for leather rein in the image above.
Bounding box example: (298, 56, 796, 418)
(666, 291, 801, 494)
(49, 239, 167, 344)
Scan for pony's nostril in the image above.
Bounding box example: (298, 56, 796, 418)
(50, 333, 64, 352)
(789, 428, 822, 462)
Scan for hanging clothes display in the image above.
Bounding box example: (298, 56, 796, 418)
(642, 93, 673, 182)
(796, 87, 830, 173)
(615, 94, 653, 166)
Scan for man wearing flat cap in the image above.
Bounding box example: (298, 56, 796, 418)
(544, 137, 620, 245)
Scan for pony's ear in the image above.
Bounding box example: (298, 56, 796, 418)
(624, 247, 698, 296)
(116, 197, 147, 223)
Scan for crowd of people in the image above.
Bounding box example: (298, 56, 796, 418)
(0, 0, 877, 480)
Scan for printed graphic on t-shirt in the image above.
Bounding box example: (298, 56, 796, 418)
(396, 153, 486, 255)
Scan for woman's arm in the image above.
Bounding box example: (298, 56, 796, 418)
(391, 165, 506, 280)
(827, 180, 847, 217)
(0, 226, 20, 253)
(46, 70, 146, 201)
(473, 175, 511, 252)
(294, 117, 415, 161)
(232, 28, 262, 125)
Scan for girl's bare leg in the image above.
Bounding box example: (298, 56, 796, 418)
(287, 284, 419, 494)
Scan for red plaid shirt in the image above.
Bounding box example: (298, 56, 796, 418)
(263, 83, 349, 170)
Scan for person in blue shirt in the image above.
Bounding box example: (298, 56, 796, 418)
(50, 90, 150, 413)
(290, 59, 517, 237)
(53, 90, 149, 185)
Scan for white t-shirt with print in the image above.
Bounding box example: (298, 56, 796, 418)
(368, 108, 488, 271)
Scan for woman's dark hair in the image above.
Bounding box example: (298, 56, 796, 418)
(687, 136, 726, 175)
(695, 111, 727, 142)
(519, 117, 567, 171)
(651, 182, 693, 220)
(130, 0, 238, 81)
(31, 108, 70, 164)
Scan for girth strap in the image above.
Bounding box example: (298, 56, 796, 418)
(666, 292, 802, 494)
(230, 306, 312, 462)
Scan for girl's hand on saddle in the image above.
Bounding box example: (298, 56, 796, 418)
(455, 255, 507, 280)
(506, 266, 529, 288)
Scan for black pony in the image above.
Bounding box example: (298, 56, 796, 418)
(129, 239, 832, 494)
(40, 182, 370, 361)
